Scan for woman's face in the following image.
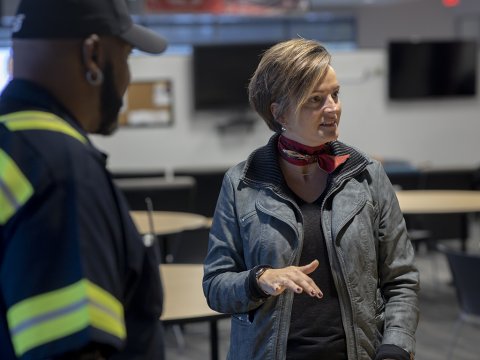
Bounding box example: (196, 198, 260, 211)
(277, 65, 341, 146)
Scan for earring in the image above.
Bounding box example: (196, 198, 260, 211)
(281, 125, 287, 132)
(86, 68, 104, 86)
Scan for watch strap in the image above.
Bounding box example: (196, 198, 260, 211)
(247, 264, 272, 300)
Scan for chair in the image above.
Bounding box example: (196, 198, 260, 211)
(416, 169, 474, 251)
(175, 169, 225, 217)
(437, 245, 480, 359)
(164, 227, 210, 264)
(407, 228, 432, 251)
(382, 160, 435, 252)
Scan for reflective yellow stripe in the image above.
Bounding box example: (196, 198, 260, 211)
(7, 279, 125, 357)
(0, 111, 87, 144)
(13, 305, 91, 358)
(0, 148, 33, 225)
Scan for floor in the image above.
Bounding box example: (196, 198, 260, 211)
(165, 230, 480, 360)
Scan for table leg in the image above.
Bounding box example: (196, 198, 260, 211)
(460, 214, 468, 252)
(209, 319, 219, 360)
(159, 234, 169, 263)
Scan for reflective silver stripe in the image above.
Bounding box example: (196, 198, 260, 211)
(0, 178, 18, 208)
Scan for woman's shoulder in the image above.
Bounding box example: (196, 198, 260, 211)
(333, 140, 383, 173)
(226, 136, 278, 181)
(225, 160, 248, 179)
(333, 140, 372, 161)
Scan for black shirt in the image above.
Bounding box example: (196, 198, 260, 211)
(286, 196, 347, 360)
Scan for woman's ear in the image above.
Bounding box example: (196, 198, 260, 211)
(271, 102, 281, 121)
(271, 102, 286, 129)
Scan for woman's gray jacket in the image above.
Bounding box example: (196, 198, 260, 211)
(203, 134, 420, 360)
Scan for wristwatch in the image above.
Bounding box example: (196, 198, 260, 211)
(255, 266, 271, 297)
(255, 266, 269, 280)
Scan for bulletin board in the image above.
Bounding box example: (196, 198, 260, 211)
(119, 79, 174, 127)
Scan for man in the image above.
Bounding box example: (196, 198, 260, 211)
(0, 1, 168, 359)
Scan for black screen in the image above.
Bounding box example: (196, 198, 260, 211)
(193, 43, 274, 110)
(388, 40, 477, 100)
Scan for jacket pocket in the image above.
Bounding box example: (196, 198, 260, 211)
(229, 313, 255, 360)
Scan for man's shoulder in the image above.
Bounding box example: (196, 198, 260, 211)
(0, 113, 107, 198)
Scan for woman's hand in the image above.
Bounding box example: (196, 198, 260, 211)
(257, 260, 323, 298)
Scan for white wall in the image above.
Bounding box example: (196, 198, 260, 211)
(332, 51, 480, 169)
(356, 0, 456, 48)
(91, 53, 273, 173)
(91, 50, 480, 172)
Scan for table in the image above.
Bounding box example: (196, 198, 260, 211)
(130, 211, 211, 263)
(396, 190, 480, 214)
(160, 264, 228, 360)
(396, 190, 480, 250)
(115, 176, 196, 191)
(130, 210, 209, 236)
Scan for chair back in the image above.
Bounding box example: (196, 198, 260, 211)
(438, 245, 480, 316)
(164, 227, 210, 264)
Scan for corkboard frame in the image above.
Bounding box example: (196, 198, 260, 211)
(119, 79, 174, 128)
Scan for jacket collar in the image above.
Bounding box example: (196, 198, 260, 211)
(0, 79, 88, 139)
(0, 79, 108, 166)
(241, 133, 371, 190)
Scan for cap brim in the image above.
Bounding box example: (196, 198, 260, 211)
(120, 24, 167, 54)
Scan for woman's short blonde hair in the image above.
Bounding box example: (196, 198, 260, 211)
(248, 38, 331, 133)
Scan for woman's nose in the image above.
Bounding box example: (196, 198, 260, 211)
(323, 95, 337, 109)
(324, 104, 337, 114)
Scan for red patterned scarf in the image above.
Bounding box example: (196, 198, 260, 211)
(277, 135, 349, 174)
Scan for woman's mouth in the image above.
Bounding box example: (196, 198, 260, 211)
(320, 122, 337, 127)
(320, 115, 337, 127)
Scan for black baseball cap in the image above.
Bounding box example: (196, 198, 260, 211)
(11, 0, 167, 54)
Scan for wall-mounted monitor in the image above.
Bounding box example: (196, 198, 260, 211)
(388, 40, 477, 100)
(192, 43, 274, 111)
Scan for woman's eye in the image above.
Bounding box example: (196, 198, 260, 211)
(332, 91, 340, 100)
(309, 96, 325, 104)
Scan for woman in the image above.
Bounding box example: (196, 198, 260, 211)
(203, 38, 419, 360)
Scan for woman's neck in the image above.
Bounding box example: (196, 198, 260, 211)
(279, 157, 328, 203)
(279, 157, 325, 177)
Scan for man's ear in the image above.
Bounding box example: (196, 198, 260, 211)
(82, 34, 102, 73)
(82, 34, 104, 86)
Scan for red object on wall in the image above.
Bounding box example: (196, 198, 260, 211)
(145, 0, 225, 13)
(442, 0, 460, 7)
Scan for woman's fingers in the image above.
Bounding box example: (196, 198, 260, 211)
(299, 259, 320, 275)
(295, 275, 323, 298)
(297, 260, 323, 298)
(279, 277, 305, 294)
(259, 262, 323, 298)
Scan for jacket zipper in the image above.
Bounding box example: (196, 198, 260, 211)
(260, 187, 304, 360)
(320, 177, 360, 360)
